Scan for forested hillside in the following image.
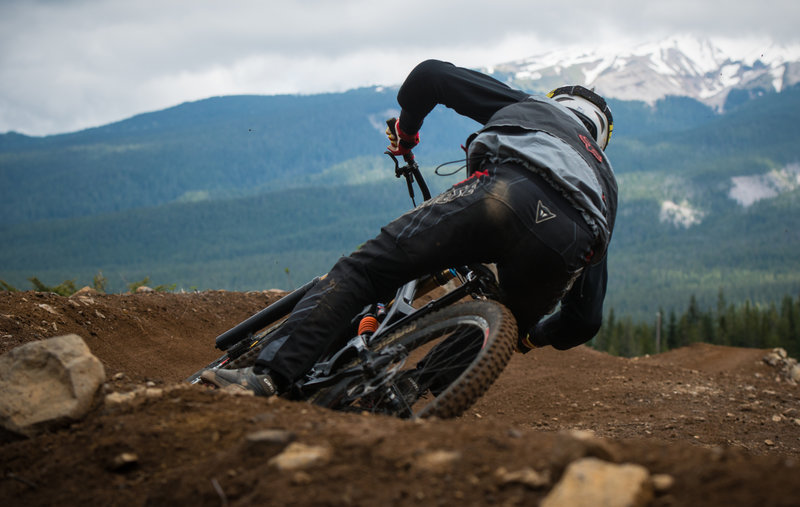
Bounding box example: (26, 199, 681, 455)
(0, 180, 413, 293)
(0, 88, 478, 225)
(600, 292, 800, 358)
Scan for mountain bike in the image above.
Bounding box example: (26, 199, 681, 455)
(187, 143, 518, 419)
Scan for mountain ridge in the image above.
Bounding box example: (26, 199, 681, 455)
(3, 34, 799, 141)
(484, 34, 800, 111)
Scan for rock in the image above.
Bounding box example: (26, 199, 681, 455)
(37, 303, 59, 316)
(650, 473, 675, 493)
(109, 452, 139, 472)
(762, 349, 800, 384)
(413, 450, 461, 473)
(245, 429, 295, 450)
(507, 428, 523, 439)
(144, 387, 163, 399)
(103, 385, 164, 406)
(550, 429, 621, 480)
(268, 442, 331, 471)
(496, 466, 550, 489)
(541, 458, 653, 507)
(136, 286, 154, 293)
(105, 391, 139, 406)
(71, 286, 100, 297)
(0, 334, 105, 436)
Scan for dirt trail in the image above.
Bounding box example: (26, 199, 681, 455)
(1, 291, 799, 506)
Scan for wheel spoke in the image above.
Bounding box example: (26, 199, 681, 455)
(315, 301, 516, 419)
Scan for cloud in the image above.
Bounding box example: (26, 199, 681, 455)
(1, 0, 799, 135)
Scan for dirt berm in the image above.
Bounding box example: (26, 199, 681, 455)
(1, 290, 799, 506)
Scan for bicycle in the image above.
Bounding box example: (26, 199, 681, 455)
(187, 137, 518, 419)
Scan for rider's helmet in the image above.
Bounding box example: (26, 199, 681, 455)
(547, 85, 613, 150)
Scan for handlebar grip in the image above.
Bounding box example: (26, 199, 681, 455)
(386, 117, 415, 163)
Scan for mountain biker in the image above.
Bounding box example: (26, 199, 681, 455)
(202, 59, 617, 397)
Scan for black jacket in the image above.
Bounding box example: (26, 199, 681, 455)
(397, 59, 617, 349)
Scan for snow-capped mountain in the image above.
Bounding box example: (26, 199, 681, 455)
(484, 35, 800, 111)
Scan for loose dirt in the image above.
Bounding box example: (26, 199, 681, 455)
(1, 290, 799, 506)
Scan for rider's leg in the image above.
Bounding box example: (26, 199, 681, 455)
(254, 170, 510, 389)
(255, 163, 593, 390)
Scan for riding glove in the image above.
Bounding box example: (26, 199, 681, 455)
(386, 118, 419, 156)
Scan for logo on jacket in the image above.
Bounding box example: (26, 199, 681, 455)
(579, 134, 603, 163)
(536, 201, 557, 224)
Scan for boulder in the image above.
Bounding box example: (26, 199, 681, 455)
(0, 334, 105, 437)
(763, 348, 800, 385)
(541, 457, 653, 507)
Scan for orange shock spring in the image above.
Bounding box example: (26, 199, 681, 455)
(358, 315, 380, 336)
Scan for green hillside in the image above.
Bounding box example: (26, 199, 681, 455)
(2, 173, 797, 320)
(0, 178, 435, 293)
(0, 88, 479, 225)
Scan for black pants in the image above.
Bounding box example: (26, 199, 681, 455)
(256, 162, 595, 387)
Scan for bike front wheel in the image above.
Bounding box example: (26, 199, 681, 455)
(310, 300, 517, 419)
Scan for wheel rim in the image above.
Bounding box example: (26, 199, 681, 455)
(336, 314, 491, 418)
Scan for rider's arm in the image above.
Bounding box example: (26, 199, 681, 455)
(532, 257, 608, 350)
(396, 59, 529, 135)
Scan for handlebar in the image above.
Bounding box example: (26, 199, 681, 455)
(385, 119, 431, 205)
(385, 151, 431, 206)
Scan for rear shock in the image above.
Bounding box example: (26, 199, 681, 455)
(357, 303, 386, 336)
(358, 315, 379, 335)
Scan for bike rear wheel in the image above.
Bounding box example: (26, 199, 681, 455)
(310, 300, 517, 419)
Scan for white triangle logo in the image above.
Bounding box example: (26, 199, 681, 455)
(536, 200, 557, 224)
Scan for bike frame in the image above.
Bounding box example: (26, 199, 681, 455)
(295, 264, 500, 396)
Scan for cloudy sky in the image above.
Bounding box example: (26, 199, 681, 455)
(1, 0, 799, 136)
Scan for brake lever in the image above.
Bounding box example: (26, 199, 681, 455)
(385, 119, 429, 205)
(385, 151, 418, 206)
